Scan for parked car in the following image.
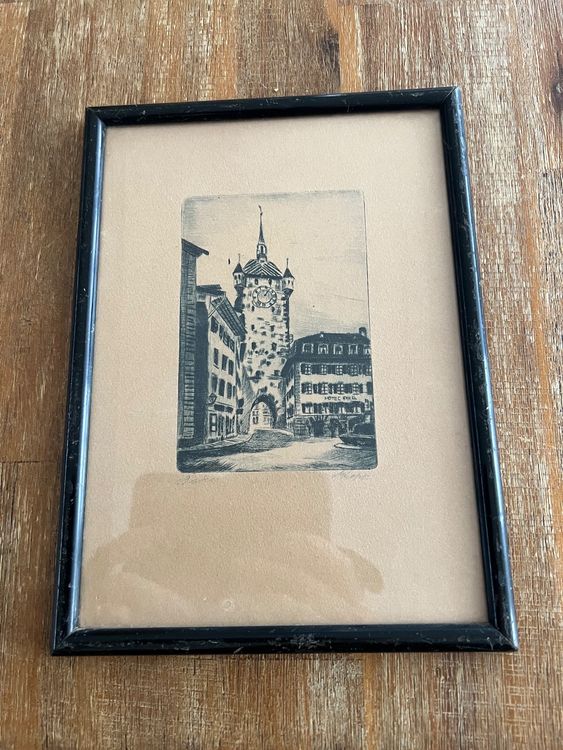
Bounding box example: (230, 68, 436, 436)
(339, 421, 376, 448)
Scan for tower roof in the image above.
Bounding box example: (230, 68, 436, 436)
(258, 204, 265, 244)
(235, 206, 286, 278)
(242, 258, 283, 278)
(283, 258, 294, 278)
(256, 204, 268, 259)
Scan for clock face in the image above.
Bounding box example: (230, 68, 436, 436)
(252, 285, 278, 308)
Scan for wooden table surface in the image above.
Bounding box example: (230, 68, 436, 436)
(1, 0, 561, 747)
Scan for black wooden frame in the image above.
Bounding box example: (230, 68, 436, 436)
(52, 88, 518, 655)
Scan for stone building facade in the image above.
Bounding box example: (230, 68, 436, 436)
(177, 242, 249, 453)
(193, 284, 247, 444)
(281, 330, 374, 438)
(233, 206, 294, 429)
(177, 240, 209, 445)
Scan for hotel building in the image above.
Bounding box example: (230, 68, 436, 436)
(281, 329, 375, 438)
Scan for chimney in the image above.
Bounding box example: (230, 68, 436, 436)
(359, 326, 367, 337)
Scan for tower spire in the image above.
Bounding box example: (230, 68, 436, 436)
(256, 204, 267, 260)
(258, 205, 264, 243)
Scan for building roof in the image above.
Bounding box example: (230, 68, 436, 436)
(283, 266, 294, 278)
(281, 330, 371, 376)
(294, 331, 370, 345)
(181, 239, 209, 257)
(242, 258, 283, 278)
(197, 285, 246, 338)
(211, 296, 246, 338)
(232, 262, 243, 274)
(197, 283, 223, 294)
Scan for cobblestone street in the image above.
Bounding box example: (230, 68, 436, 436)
(184, 437, 376, 473)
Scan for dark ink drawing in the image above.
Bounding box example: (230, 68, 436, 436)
(177, 190, 377, 473)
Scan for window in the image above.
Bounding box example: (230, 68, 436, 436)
(318, 344, 328, 354)
(333, 344, 343, 355)
(221, 354, 228, 370)
(349, 344, 358, 354)
(301, 363, 312, 375)
(367, 381, 373, 395)
(271, 342, 277, 351)
(209, 413, 217, 433)
(218, 379, 225, 396)
(320, 364, 327, 375)
(302, 404, 313, 414)
(213, 348, 219, 366)
(210, 317, 218, 333)
(336, 364, 343, 375)
(228, 360, 234, 375)
(349, 364, 358, 376)
(303, 343, 313, 353)
(211, 374, 218, 393)
(364, 346, 371, 355)
(219, 325, 224, 338)
(227, 383, 233, 399)
(302, 382, 313, 394)
(313, 383, 329, 395)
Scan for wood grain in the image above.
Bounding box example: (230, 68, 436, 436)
(0, 0, 561, 747)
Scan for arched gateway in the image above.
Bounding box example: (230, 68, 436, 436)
(250, 394, 277, 430)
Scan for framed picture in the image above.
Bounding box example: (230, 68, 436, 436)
(52, 88, 517, 655)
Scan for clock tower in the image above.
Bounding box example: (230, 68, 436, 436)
(233, 206, 294, 428)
